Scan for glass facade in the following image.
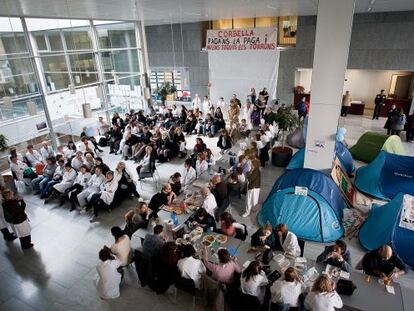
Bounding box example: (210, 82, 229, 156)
(0, 17, 145, 149)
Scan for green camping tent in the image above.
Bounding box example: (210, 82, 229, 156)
(350, 131, 406, 163)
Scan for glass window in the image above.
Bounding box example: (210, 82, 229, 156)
(47, 31, 64, 51)
(255, 17, 278, 28)
(69, 53, 98, 85)
(63, 27, 93, 50)
(0, 17, 28, 55)
(233, 18, 254, 29)
(34, 34, 47, 50)
(278, 16, 297, 46)
(212, 20, 233, 30)
(95, 22, 137, 49)
(41, 55, 70, 91)
(101, 49, 139, 78)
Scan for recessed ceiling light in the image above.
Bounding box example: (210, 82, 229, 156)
(367, 7, 372, 12)
(370, 0, 376, 5)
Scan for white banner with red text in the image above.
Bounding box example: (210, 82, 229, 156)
(206, 28, 277, 52)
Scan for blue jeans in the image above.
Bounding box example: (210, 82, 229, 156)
(32, 176, 50, 192)
(41, 180, 60, 197)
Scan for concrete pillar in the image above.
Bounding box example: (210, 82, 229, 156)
(82, 103, 92, 118)
(304, 0, 355, 171)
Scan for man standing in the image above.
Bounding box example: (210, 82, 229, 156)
(373, 89, 386, 120)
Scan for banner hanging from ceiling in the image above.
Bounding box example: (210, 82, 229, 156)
(206, 27, 277, 51)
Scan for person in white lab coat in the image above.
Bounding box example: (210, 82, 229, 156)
(177, 244, 206, 289)
(78, 166, 106, 209)
(304, 275, 343, 311)
(96, 247, 122, 299)
(270, 267, 306, 309)
(202, 95, 211, 114)
(275, 224, 301, 257)
(25, 145, 43, 166)
(45, 163, 77, 204)
(182, 158, 196, 190)
(201, 187, 217, 218)
(86, 171, 119, 223)
(241, 99, 254, 130)
(241, 260, 269, 305)
(192, 93, 201, 111)
(40, 141, 55, 164)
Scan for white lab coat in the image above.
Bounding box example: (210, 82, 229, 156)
(242, 105, 253, 129)
(77, 174, 106, 207)
(279, 231, 301, 257)
(71, 157, 84, 172)
(241, 271, 269, 304)
(78, 141, 95, 154)
(177, 256, 206, 289)
(53, 168, 77, 193)
(182, 167, 196, 188)
(304, 291, 343, 311)
(196, 160, 208, 176)
(96, 257, 122, 299)
(202, 193, 218, 218)
(99, 178, 119, 206)
(10, 160, 29, 181)
(192, 96, 201, 110)
(40, 146, 55, 163)
(203, 99, 211, 114)
(25, 150, 43, 166)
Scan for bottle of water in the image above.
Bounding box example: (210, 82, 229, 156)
(171, 211, 179, 226)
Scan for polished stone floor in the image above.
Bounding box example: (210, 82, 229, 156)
(0, 114, 413, 311)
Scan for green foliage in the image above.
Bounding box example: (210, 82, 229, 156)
(0, 134, 8, 151)
(156, 82, 177, 102)
(274, 105, 299, 148)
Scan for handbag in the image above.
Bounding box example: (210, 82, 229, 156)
(23, 167, 35, 178)
(336, 279, 357, 296)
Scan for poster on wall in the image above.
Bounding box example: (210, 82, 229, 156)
(399, 194, 414, 231)
(206, 28, 277, 51)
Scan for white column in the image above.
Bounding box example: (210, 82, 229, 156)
(304, 0, 355, 170)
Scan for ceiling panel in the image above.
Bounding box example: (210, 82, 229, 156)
(0, 0, 413, 25)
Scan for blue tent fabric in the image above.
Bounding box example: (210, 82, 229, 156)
(379, 153, 414, 199)
(286, 142, 354, 175)
(359, 193, 403, 250)
(258, 168, 345, 242)
(355, 151, 414, 200)
(354, 151, 388, 201)
(393, 207, 414, 269)
(359, 193, 414, 269)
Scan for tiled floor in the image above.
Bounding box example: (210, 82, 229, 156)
(0, 114, 413, 311)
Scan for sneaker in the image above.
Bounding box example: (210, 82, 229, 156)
(80, 207, 87, 215)
(89, 216, 98, 223)
(242, 212, 250, 218)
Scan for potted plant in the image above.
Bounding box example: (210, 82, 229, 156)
(156, 82, 177, 104)
(0, 134, 8, 152)
(272, 106, 298, 167)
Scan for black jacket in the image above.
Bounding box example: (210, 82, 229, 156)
(3, 199, 27, 224)
(212, 182, 228, 208)
(362, 248, 407, 276)
(217, 135, 232, 151)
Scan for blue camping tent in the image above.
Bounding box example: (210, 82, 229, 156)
(359, 193, 414, 268)
(258, 168, 346, 242)
(287, 142, 355, 175)
(354, 151, 414, 200)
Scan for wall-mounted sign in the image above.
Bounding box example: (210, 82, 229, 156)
(206, 28, 277, 51)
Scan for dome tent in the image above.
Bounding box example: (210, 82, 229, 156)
(349, 131, 405, 163)
(354, 151, 414, 201)
(258, 169, 346, 242)
(286, 142, 355, 176)
(359, 193, 414, 268)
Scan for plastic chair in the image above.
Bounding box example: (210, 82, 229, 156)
(174, 277, 197, 311)
(138, 157, 160, 189)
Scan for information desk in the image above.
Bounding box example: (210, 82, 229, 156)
(234, 240, 405, 311)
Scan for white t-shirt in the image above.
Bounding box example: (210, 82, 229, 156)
(304, 291, 343, 311)
(96, 257, 122, 299)
(177, 256, 206, 289)
(270, 280, 306, 307)
(241, 271, 269, 304)
(110, 235, 131, 266)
